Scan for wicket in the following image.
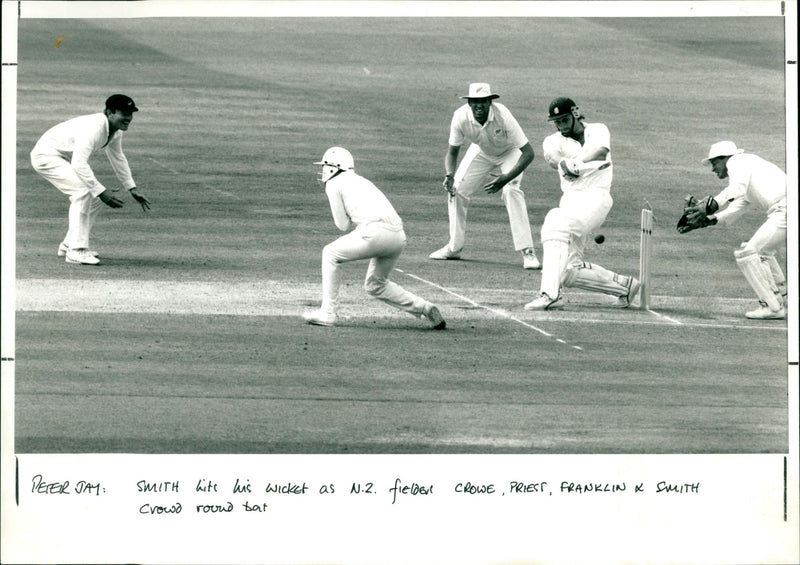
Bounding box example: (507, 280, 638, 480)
(639, 208, 654, 310)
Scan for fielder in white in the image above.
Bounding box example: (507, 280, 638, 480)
(682, 141, 787, 320)
(525, 97, 640, 311)
(429, 83, 540, 269)
(303, 147, 446, 330)
(30, 94, 151, 265)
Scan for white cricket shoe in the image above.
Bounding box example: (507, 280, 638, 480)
(745, 304, 786, 320)
(428, 246, 461, 260)
(522, 247, 541, 270)
(616, 276, 641, 308)
(422, 303, 446, 330)
(524, 292, 565, 311)
(302, 309, 337, 326)
(65, 248, 100, 265)
(58, 242, 97, 257)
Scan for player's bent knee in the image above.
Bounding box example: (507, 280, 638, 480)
(364, 278, 386, 296)
(322, 245, 345, 264)
(561, 263, 586, 287)
(734, 246, 759, 260)
(737, 241, 764, 256)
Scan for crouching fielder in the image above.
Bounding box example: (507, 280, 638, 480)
(30, 94, 151, 265)
(303, 147, 446, 329)
(678, 141, 787, 320)
(525, 97, 639, 311)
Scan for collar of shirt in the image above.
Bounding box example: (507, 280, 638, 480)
(101, 114, 118, 147)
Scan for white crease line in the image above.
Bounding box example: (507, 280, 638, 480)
(532, 316, 786, 332)
(445, 288, 774, 306)
(148, 157, 241, 200)
(642, 308, 683, 325)
(673, 321, 788, 332)
(397, 269, 584, 351)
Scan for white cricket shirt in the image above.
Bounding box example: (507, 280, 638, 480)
(324, 170, 403, 232)
(543, 122, 613, 192)
(448, 102, 528, 157)
(713, 153, 786, 224)
(31, 113, 136, 197)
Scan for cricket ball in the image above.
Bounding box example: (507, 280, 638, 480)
(594, 234, 605, 244)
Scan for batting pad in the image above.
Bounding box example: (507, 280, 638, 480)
(761, 254, 786, 286)
(563, 262, 628, 296)
(540, 239, 569, 298)
(734, 249, 781, 311)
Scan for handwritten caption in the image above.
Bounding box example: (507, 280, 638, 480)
(29, 474, 701, 515)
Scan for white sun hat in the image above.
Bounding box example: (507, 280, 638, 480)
(460, 83, 500, 100)
(702, 141, 744, 164)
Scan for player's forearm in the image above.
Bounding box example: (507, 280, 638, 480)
(711, 199, 746, 225)
(503, 144, 534, 180)
(578, 146, 608, 163)
(105, 147, 136, 189)
(444, 146, 459, 176)
(542, 144, 562, 169)
(328, 197, 352, 231)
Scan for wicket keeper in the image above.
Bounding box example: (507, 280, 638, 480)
(678, 141, 787, 320)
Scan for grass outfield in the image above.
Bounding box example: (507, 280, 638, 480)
(13, 17, 788, 453)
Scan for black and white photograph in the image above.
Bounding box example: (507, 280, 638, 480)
(1, 1, 797, 564)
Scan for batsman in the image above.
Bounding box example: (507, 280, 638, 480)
(678, 141, 787, 320)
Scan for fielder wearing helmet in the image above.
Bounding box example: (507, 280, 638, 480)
(314, 146, 355, 184)
(303, 147, 446, 330)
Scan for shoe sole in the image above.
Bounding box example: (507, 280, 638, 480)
(65, 258, 100, 265)
(745, 312, 786, 320)
(524, 300, 564, 311)
(60, 247, 98, 258)
(425, 306, 446, 330)
(429, 247, 462, 260)
(306, 320, 336, 326)
(523, 262, 541, 270)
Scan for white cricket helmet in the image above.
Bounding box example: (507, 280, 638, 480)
(314, 147, 354, 183)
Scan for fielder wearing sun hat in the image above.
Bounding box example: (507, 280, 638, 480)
(105, 94, 139, 113)
(460, 83, 500, 100)
(701, 140, 744, 164)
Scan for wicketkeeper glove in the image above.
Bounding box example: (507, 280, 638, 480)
(677, 194, 719, 233)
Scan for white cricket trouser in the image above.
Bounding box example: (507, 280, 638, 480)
(539, 188, 625, 298)
(320, 222, 428, 317)
(31, 153, 103, 249)
(447, 144, 534, 252)
(740, 198, 786, 256)
(545, 188, 611, 250)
